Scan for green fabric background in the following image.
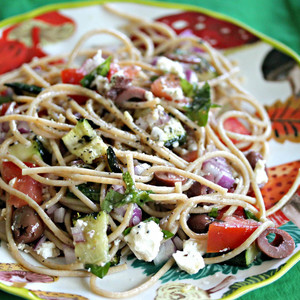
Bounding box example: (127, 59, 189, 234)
(0, 0, 299, 299)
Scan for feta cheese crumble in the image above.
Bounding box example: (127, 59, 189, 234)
(36, 241, 60, 259)
(124, 220, 163, 262)
(173, 239, 205, 274)
(81, 50, 104, 74)
(162, 85, 184, 101)
(254, 159, 268, 185)
(156, 56, 185, 78)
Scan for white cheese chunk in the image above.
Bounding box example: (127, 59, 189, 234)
(173, 240, 205, 274)
(162, 85, 184, 101)
(156, 56, 185, 78)
(82, 50, 104, 74)
(124, 220, 163, 262)
(254, 159, 268, 185)
(36, 242, 60, 259)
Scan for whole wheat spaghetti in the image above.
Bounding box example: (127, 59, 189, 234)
(0, 6, 297, 299)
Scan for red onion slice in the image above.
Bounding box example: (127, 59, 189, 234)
(154, 239, 176, 266)
(54, 207, 66, 223)
(63, 245, 77, 264)
(71, 226, 86, 243)
(202, 157, 235, 189)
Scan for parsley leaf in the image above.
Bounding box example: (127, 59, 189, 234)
(101, 172, 153, 213)
(80, 56, 112, 88)
(162, 229, 174, 240)
(208, 207, 219, 218)
(181, 79, 220, 126)
(85, 262, 110, 279)
(244, 209, 259, 221)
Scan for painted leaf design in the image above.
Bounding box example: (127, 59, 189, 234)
(265, 95, 300, 143)
(222, 265, 284, 297)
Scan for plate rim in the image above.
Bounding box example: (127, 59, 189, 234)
(0, 1, 299, 299)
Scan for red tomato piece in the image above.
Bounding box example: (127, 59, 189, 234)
(151, 74, 181, 101)
(2, 161, 42, 208)
(1, 161, 36, 183)
(181, 150, 198, 162)
(0, 102, 12, 116)
(206, 216, 259, 253)
(61, 68, 85, 85)
(9, 176, 43, 208)
(223, 117, 251, 144)
(108, 63, 140, 81)
(61, 68, 88, 104)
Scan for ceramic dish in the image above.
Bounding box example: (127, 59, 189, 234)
(0, 1, 299, 300)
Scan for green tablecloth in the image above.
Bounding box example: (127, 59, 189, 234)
(0, 1, 299, 300)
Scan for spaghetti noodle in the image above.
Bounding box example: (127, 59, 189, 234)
(0, 5, 298, 298)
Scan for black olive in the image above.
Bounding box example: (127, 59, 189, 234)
(12, 206, 44, 244)
(187, 214, 214, 233)
(246, 151, 263, 169)
(257, 228, 295, 259)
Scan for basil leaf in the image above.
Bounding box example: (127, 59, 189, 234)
(244, 209, 259, 221)
(144, 216, 160, 224)
(85, 262, 110, 279)
(182, 81, 220, 127)
(180, 78, 194, 97)
(101, 172, 153, 213)
(80, 56, 112, 88)
(67, 183, 101, 202)
(0, 95, 13, 104)
(162, 229, 174, 240)
(123, 227, 132, 236)
(208, 207, 219, 218)
(4, 82, 43, 96)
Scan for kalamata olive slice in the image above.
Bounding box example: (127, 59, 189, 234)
(154, 172, 186, 187)
(246, 151, 263, 169)
(12, 206, 44, 244)
(187, 214, 215, 233)
(257, 228, 295, 259)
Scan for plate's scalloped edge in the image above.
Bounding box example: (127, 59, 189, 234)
(221, 249, 300, 300)
(0, 1, 299, 299)
(0, 282, 41, 300)
(0, 0, 299, 65)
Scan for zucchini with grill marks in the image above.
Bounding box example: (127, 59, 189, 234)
(62, 119, 107, 164)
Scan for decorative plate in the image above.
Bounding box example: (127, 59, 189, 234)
(0, 1, 299, 300)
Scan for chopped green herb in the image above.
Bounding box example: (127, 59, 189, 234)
(85, 262, 110, 279)
(0, 95, 13, 104)
(244, 209, 259, 221)
(208, 207, 219, 218)
(4, 82, 43, 96)
(68, 183, 101, 202)
(123, 227, 132, 236)
(101, 172, 153, 213)
(162, 229, 174, 240)
(80, 56, 112, 88)
(181, 80, 220, 126)
(144, 216, 160, 224)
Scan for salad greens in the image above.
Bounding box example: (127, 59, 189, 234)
(101, 172, 153, 213)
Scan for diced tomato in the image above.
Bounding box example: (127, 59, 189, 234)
(1, 161, 43, 208)
(61, 68, 85, 85)
(151, 74, 185, 102)
(9, 176, 43, 208)
(61, 68, 88, 104)
(107, 63, 140, 81)
(206, 216, 259, 253)
(216, 206, 246, 220)
(181, 150, 198, 162)
(1, 161, 36, 183)
(0, 102, 12, 116)
(223, 117, 251, 144)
